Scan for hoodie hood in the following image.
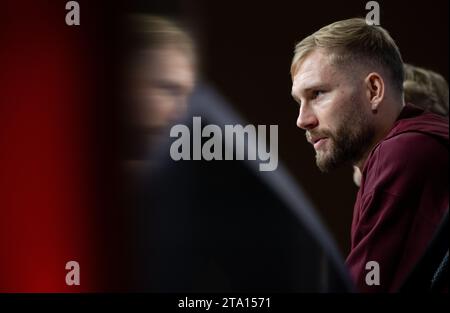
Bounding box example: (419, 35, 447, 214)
(385, 104, 448, 145)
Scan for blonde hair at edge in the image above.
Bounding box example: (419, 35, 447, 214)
(353, 64, 449, 187)
(403, 64, 449, 117)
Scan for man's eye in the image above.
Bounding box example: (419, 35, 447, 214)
(312, 90, 324, 99)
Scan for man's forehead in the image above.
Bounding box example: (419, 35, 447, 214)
(292, 69, 320, 92)
(292, 50, 336, 93)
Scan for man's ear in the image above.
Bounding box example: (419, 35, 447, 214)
(364, 72, 385, 112)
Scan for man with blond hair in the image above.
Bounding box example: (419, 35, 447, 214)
(290, 18, 448, 292)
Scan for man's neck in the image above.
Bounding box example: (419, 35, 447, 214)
(355, 100, 405, 171)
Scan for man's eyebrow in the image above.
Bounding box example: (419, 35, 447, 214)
(292, 83, 328, 99)
(302, 83, 328, 92)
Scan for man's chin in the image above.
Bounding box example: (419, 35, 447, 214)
(316, 157, 330, 173)
(315, 153, 339, 173)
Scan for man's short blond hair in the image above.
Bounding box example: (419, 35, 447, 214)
(291, 18, 404, 93)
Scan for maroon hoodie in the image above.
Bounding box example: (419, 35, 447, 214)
(346, 105, 448, 292)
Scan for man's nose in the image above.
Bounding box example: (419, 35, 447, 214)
(296, 105, 318, 130)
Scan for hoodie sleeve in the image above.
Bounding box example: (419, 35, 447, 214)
(346, 131, 448, 292)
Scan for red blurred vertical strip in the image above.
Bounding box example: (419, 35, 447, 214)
(0, 1, 97, 292)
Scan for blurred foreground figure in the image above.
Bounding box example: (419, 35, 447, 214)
(291, 18, 448, 292)
(353, 63, 449, 187)
(124, 15, 196, 165)
(119, 15, 198, 288)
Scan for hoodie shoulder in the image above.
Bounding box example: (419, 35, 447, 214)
(361, 108, 448, 195)
(386, 107, 448, 145)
